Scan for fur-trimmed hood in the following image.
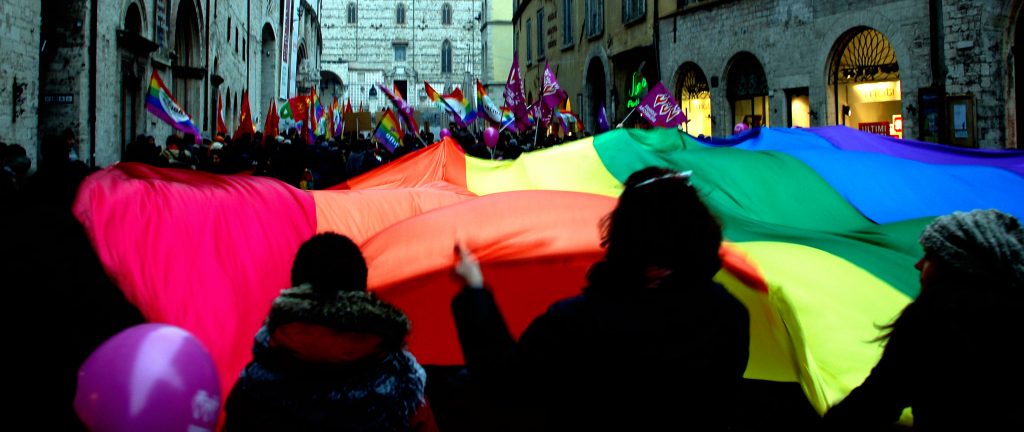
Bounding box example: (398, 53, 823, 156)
(225, 284, 427, 431)
(266, 284, 410, 352)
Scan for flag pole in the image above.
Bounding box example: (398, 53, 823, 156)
(616, 107, 637, 128)
(533, 114, 541, 149)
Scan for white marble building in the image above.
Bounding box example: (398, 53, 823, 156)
(320, 0, 482, 129)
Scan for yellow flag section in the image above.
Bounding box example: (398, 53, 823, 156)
(730, 242, 911, 414)
(465, 137, 623, 197)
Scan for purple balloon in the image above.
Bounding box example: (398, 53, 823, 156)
(439, 128, 452, 140)
(75, 324, 221, 432)
(483, 126, 499, 149)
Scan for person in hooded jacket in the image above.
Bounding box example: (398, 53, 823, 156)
(450, 167, 750, 431)
(225, 232, 437, 431)
(822, 209, 1024, 431)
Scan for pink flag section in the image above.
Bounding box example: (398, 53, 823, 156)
(72, 163, 317, 397)
(541, 62, 568, 111)
(637, 82, 687, 128)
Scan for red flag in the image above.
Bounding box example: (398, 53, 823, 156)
(216, 93, 228, 135)
(358, 101, 364, 113)
(325, 101, 335, 139)
(263, 99, 280, 140)
(287, 96, 310, 123)
(233, 90, 255, 141)
(636, 82, 687, 128)
(344, 99, 353, 114)
(306, 87, 319, 144)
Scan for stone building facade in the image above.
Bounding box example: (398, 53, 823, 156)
(3, 0, 321, 169)
(480, 0, 514, 106)
(658, 0, 1021, 149)
(513, 0, 661, 133)
(320, 0, 482, 129)
(0, 0, 42, 163)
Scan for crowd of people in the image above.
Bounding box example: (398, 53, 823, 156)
(113, 120, 582, 192)
(3, 122, 1022, 431)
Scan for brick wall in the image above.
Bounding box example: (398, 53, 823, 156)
(659, 0, 1019, 148)
(0, 0, 42, 164)
(659, 0, 930, 139)
(941, 0, 1015, 148)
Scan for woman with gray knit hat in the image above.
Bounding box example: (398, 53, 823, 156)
(224, 232, 438, 431)
(823, 209, 1024, 431)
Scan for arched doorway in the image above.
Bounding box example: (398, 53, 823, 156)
(296, 43, 308, 94)
(585, 58, 606, 132)
(827, 27, 901, 137)
(120, 2, 145, 156)
(173, 0, 203, 128)
(726, 52, 769, 128)
(675, 62, 711, 137)
(261, 23, 277, 118)
(125, 3, 142, 33)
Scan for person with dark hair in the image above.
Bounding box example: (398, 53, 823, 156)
(225, 232, 438, 431)
(450, 167, 750, 431)
(822, 209, 1024, 431)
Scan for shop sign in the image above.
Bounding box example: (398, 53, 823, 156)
(626, 72, 648, 109)
(853, 81, 901, 103)
(43, 94, 74, 104)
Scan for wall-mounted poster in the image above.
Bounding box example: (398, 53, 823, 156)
(946, 94, 975, 147)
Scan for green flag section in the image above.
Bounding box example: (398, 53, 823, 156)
(74, 127, 1022, 418)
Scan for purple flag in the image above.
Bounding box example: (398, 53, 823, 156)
(636, 82, 687, 128)
(597, 104, 610, 133)
(505, 55, 531, 131)
(541, 62, 568, 111)
(378, 84, 419, 136)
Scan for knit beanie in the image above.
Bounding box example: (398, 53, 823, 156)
(919, 209, 1024, 287)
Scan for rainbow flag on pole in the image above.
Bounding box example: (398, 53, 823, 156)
(425, 82, 477, 127)
(146, 70, 201, 143)
(373, 109, 404, 153)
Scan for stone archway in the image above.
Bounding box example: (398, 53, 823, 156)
(826, 27, 902, 136)
(173, 0, 204, 128)
(261, 23, 278, 116)
(119, 2, 146, 156)
(296, 42, 309, 93)
(674, 62, 711, 137)
(585, 57, 606, 132)
(725, 52, 769, 128)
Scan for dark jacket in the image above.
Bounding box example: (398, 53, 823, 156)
(821, 284, 1023, 431)
(451, 261, 750, 431)
(225, 285, 437, 431)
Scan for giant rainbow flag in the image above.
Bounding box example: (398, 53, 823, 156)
(72, 126, 1024, 417)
